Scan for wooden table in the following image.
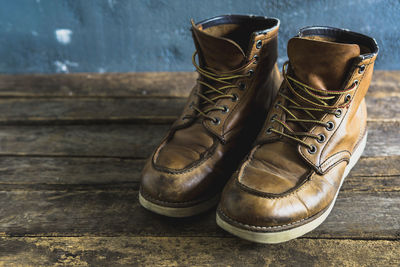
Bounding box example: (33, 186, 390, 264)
(0, 71, 398, 266)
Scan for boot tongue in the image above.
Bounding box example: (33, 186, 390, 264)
(287, 37, 360, 90)
(279, 37, 361, 144)
(191, 20, 246, 72)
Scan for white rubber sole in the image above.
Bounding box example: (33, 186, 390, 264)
(139, 191, 220, 218)
(216, 133, 368, 244)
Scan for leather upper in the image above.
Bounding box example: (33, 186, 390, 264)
(140, 15, 281, 205)
(218, 26, 378, 228)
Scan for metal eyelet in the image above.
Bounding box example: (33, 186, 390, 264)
(256, 40, 262, 49)
(231, 94, 238, 102)
(266, 127, 273, 134)
(326, 121, 335, 131)
(335, 109, 342, 118)
(238, 82, 246, 91)
(189, 102, 194, 109)
(253, 54, 259, 64)
(317, 133, 326, 143)
(221, 106, 229, 113)
(358, 65, 365, 74)
(270, 114, 277, 122)
(212, 117, 220, 125)
(274, 101, 281, 109)
(307, 145, 317, 154)
(344, 94, 352, 103)
(353, 80, 359, 87)
(248, 69, 254, 77)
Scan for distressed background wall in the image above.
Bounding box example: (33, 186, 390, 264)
(0, 0, 398, 74)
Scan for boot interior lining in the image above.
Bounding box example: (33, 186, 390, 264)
(197, 16, 278, 54)
(201, 22, 274, 53)
(302, 35, 371, 55)
(298, 27, 378, 56)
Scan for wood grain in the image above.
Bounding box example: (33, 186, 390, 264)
(0, 70, 396, 97)
(0, 98, 186, 124)
(0, 94, 392, 124)
(0, 237, 398, 266)
(0, 121, 396, 158)
(0, 71, 397, 266)
(0, 156, 398, 193)
(0, 72, 197, 97)
(0, 71, 396, 124)
(0, 190, 398, 239)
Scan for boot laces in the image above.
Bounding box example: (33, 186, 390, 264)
(185, 51, 255, 124)
(269, 61, 358, 151)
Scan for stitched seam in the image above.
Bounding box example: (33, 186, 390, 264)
(320, 151, 351, 172)
(300, 60, 369, 169)
(209, 35, 276, 139)
(218, 207, 327, 230)
(235, 171, 314, 199)
(152, 137, 218, 175)
(319, 59, 371, 168)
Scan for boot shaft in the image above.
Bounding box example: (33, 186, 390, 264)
(172, 15, 281, 141)
(257, 26, 378, 172)
(295, 27, 378, 171)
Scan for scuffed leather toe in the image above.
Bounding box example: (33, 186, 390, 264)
(218, 177, 310, 229)
(140, 145, 227, 205)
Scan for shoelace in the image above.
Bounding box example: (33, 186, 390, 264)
(269, 61, 358, 152)
(185, 51, 255, 124)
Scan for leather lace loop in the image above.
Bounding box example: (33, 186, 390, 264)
(269, 61, 358, 150)
(188, 51, 255, 122)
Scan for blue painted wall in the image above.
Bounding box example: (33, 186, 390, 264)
(0, 0, 398, 74)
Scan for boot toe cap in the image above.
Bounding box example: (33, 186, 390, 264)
(218, 177, 310, 230)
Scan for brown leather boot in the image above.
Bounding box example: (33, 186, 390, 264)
(217, 26, 379, 243)
(139, 15, 281, 217)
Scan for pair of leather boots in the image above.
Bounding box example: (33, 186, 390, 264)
(139, 15, 379, 244)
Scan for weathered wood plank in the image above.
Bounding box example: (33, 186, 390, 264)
(365, 121, 400, 156)
(0, 71, 395, 124)
(0, 124, 169, 158)
(0, 237, 398, 266)
(0, 121, 396, 158)
(0, 94, 392, 124)
(0, 190, 398, 239)
(0, 72, 198, 97)
(351, 155, 400, 176)
(0, 157, 145, 186)
(0, 70, 396, 97)
(0, 97, 173, 125)
(0, 156, 398, 193)
(0, 98, 186, 124)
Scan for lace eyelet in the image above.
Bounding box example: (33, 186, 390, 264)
(256, 40, 262, 49)
(270, 114, 277, 122)
(344, 94, 352, 103)
(266, 127, 273, 134)
(326, 121, 335, 131)
(308, 145, 317, 154)
(317, 133, 326, 143)
(353, 80, 359, 87)
(212, 117, 221, 125)
(221, 106, 229, 113)
(274, 101, 281, 109)
(358, 65, 365, 74)
(189, 102, 194, 109)
(231, 94, 238, 102)
(248, 69, 254, 77)
(253, 54, 259, 64)
(238, 82, 246, 91)
(335, 109, 342, 118)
